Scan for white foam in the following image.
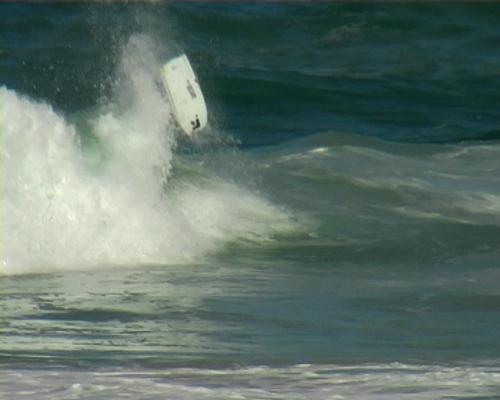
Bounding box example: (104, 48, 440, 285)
(458, 193, 500, 216)
(1, 35, 296, 276)
(3, 363, 500, 400)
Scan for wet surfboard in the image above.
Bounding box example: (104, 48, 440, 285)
(160, 54, 207, 136)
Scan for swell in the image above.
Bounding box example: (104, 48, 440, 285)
(252, 132, 500, 265)
(3, 3, 499, 146)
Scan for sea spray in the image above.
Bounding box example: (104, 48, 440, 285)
(1, 35, 298, 276)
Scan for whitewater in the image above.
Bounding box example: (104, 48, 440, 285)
(1, 35, 298, 276)
(2, 3, 500, 399)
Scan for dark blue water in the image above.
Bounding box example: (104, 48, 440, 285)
(2, 3, 500, 399)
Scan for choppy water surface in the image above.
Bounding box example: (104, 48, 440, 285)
(2, 3, 500, 399)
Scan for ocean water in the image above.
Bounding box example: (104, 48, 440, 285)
(2, 2, 500, 399)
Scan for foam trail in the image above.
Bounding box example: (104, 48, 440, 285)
(4, 364, 500, 400)
(1, 35, 296, 276)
